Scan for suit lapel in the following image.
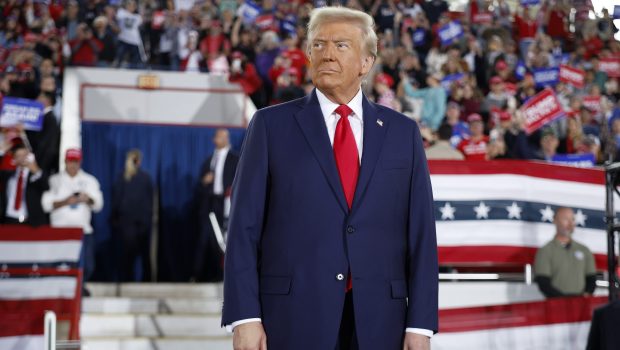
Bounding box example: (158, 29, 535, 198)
(294, 91, 349, 213)
(351, 96, 387, 212)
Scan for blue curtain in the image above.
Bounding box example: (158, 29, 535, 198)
(81, 122, 245, 281)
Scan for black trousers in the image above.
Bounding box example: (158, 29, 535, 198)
(337, 291, 359, 350)
(118, 223, 151, 282)
(193, 194, 225, 282)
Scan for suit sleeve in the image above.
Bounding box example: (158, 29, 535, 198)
(221, 112, 269, 326)
(406, 122, 439, 333)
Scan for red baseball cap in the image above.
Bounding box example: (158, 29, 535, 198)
(490, 76, 503, 85)
(375, 73, 394, 88)
(467, 113, 483, 123)
(65, 148, 82, 161)
(495, 60, 508, 71)
(499, 111, 512, 121)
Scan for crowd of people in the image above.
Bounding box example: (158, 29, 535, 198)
(1, 0, 620, 165)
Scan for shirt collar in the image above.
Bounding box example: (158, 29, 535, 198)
(315, 88, 364, 123)
(216, 146, 230, 154)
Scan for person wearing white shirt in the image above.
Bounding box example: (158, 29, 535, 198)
(192, 129, 239, 282)
(114, 0, 144, 68)
(41, 148, 103, 290)
(1, 142, 48, 226)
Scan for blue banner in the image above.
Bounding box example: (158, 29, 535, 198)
(281, 19, 297, 35)
(412, 29, 426, 47)
(614, 5, 620, 19)
(0, 97, 44, 131)
(533, 67, 559, 88)
(551, 153, 595, 168)
(241, 0, 261, 23)
(438, 21, 463, 46)
(515, 60, 527, 80)
(521, 0, 540, 6)
(441, 73, 465, 92)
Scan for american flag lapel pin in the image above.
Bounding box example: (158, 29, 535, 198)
(376, 118, 383, 127)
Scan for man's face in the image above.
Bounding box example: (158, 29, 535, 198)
(308, 21, 372, 100)
(40, 76, 56, 92)
(554, 208, 575, 237)
(13, 148, 29, 167)
(213, 130, 230, 149)
(469, 121, 483, 136)
(541, 135, 558, 153)
(65, 160, 81, 176)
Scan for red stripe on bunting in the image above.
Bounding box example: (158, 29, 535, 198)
(0, 226, 82, 241)
(439, 295, 607, 333)
(0, 313, 44, 337)
(428, 160, 605, 185)
(439, 246, 607, 271)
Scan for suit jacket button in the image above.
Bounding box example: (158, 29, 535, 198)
(336, 273, 344, 281)
(346, 226, 355, 234)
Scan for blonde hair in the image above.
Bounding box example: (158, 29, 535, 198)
(124, 149, 142, 181)
(307, 6, 378, 59)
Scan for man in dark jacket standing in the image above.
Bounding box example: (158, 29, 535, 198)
(193, 129, 238, 282)
(0, 142, 48, 226)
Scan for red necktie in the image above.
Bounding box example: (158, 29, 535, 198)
(333, 104, 358, 292)
(14, 169, 24, 211)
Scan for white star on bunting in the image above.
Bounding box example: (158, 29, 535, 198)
(506, 202, 522, 220)
(539, 205, 555, 223)
(474, 202, 491, 219)
(575, 209, 588, 227)
(440, 203, 456, 220)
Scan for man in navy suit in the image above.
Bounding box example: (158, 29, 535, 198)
(222, 6, 438, 350)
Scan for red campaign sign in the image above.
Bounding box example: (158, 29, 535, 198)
(582, 96, 601, 113)
(520, 88, 565, 135)
(472, 12, 493, 24)
(599, 58, 620, 78)
(559, 64, 585, 88)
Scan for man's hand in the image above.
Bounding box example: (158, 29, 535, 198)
(233, 322, 267, 350)
(403, 333, 430, 350)
(202, 172, 214, 185)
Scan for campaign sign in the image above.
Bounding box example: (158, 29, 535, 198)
(281, 19, 296, 35)
(441, 73, 465, 92)
(614, 5, 620, 19)
(533, 67, 559, 88)
(520, 88, 565, 135)
(599, 58, 620, 78)
(472, 12, 492, 25)
(412, 29, 426, 46)
(438, 21, 463, 46)
(521, 0, 540, 6)
(582, 96, 601, 114)
(240, 0, 261, 23)
(559, 64, 585, 88)
(515, 60, 527, 80)
(551, 153, 595, 168)
(0, 97, 44, 131)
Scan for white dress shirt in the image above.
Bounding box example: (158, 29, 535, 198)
(5, 167, 42, 222)
(228, 88, 433, 339)
(211, 146, 230, 196)
(41, 169, 104, 234)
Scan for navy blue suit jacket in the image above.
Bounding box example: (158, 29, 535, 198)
(222, 90, 438, 349)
